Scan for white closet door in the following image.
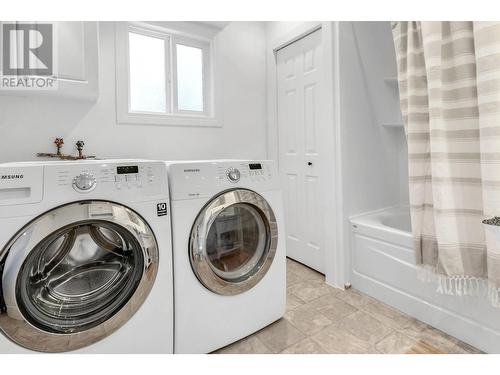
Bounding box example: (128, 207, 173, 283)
(277, 29, 326, 273)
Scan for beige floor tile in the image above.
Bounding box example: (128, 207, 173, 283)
(452, 339, 484, 354)
(281, 338, 326, 354)
(286, 257, 296, 266)
(287, 269, 303, 286)
(410, 327, 470, 354)
(288, 279, 334, 302)
(361, 300, 414, 329)
(400, 322, 482, 354)
(255, 318, 306, 353)
(405, 340, 446, 354)
(284, 304, 333, 335)
(307, 293, 358, 322)
(286, 291, 306, 312)
(214, 257, 482, 355)
(398, 318, 431, 337)
(286, 258, 306, 272)
(311, 323, 375, 353)
(332, 288, 377, 308)
(337, 310, 394, 345)
(375, 331, 418, 354)
(214, 335, 272, 354)
(295, 267, 324, 282)
(286, 258, 324, 282)
(386, 316, 481, 354)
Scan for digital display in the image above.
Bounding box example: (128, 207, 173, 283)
(117, 166, 139, 174)
(249, 163, 262, 170)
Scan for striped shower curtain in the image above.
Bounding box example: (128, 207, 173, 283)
(392, 22, 500, 306)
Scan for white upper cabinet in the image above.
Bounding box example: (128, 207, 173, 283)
(0, 21, 99, 100)
(55, 22, 99, 99)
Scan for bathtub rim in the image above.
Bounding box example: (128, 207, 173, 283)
(349, 205, 413, 248)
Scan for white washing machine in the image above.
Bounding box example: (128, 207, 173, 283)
(166, 160, 286, 353)
(0, 159, 173, 353)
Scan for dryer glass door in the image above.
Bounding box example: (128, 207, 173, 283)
(206, 203, 267, 281)
(0, 201, 158, 352)
(190, 189, 278, 295)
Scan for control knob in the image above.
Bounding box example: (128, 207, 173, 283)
(72, 172, 97, 192)
(226, 168, 241, 183)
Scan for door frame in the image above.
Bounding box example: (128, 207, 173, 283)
(267, 22, 345, 289)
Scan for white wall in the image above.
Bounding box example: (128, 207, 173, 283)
(0, 21, 268, 163)
(338, 21, 409, 280)
(339, 21, 408, 217)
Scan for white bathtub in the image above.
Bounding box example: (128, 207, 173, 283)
(350, 206, 500, 353)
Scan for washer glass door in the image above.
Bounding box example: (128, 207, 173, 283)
(190, 189, 278, 295)
(0, 201, 158, 352)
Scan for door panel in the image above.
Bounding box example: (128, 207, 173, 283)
(284, 173, 299, 240)
(285, 89, 299, 154)
(304, 83, 318, 154)
(305, 175, 322, 261)
(277, 29, 325, 273)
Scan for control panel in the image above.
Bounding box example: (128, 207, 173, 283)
(217, 162, 272, 184)
(168, 160, 278, 201)
(47, 161, 164, 199)
(113, 164, 155, 191)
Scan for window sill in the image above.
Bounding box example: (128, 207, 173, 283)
(117, 111, 221, 128)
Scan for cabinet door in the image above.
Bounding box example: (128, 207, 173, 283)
(0, 21, 99, 100)
(54, 21, 99, 100)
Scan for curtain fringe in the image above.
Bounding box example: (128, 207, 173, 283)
(416, 265, 500, 307)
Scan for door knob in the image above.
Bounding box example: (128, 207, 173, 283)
(307, 161, 313, 166)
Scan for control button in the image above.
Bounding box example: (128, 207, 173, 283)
(72, 172, 97, 193)
(226, 168, 241, 183)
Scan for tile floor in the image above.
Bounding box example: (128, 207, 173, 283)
(214, 258, 483, 354)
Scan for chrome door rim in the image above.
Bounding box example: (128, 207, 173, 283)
(0, 200, 158, 352)
(189, 189, 278, 296)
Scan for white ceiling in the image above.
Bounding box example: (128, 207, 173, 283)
(196, 21, 230, 30)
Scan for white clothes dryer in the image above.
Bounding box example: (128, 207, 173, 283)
(166, 160, 285, 353)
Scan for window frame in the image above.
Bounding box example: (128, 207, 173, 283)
(115, 22, 218, 127)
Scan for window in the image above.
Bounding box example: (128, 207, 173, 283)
(128, 32, 167, 113)
(175, 44, 203, 112)
(115, 22, 216, 126)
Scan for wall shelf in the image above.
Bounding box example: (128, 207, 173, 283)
(382, 122, 404, 128)
(382, 77, 403, 129)
(384, 77, 399, 85)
